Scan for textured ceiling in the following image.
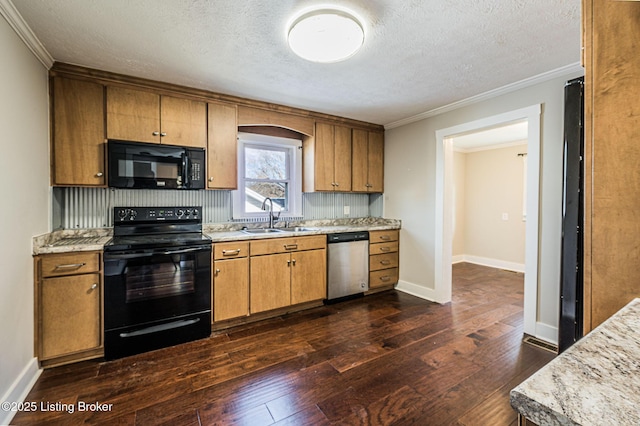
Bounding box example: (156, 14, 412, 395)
(10, 0, 581, 126)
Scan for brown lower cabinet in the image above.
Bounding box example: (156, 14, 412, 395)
(35, 251, 103, 367)
(213, 242, 249, 322)
(250, 236, 326, 314)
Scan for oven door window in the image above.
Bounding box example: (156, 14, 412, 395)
(125, 255, 195, 302)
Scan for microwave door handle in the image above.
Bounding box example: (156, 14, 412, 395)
(182, 153, 190, 188)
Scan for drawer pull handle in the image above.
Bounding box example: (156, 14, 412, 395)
(379, 235, 391, 241)
(284, 244, 298, 250)
(380, 276, 391, 282)
(55, 262, 86, 270)
(380, 260, 391, 265)
(222, 249, 241, 256)
(379, 247, 391, 252)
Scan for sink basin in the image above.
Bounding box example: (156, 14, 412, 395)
(279, 226, 319, 232)
(242, 228, 285, 234)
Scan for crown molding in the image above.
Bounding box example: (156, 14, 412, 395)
(0, 0, 53, 69)
(384, 62, 584, 130)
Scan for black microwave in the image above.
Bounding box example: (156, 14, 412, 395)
(108, 140, 205, 190)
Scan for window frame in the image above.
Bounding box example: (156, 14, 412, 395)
(232, 132, 303, 220)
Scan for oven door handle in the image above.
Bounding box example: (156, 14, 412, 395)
(105, 246, 208, 259)
(119, 318, 201, 338)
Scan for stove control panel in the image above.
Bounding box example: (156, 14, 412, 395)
(115, 207, 201, 222)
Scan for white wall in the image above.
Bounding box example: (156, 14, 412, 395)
(461, 144, 527, 268)
(0, 12, 49, 419)
(384, 70, 582, 334)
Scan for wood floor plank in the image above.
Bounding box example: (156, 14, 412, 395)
(12, 262, 555, 426)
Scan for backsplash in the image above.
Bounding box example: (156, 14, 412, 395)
(52, 187, 383, 229)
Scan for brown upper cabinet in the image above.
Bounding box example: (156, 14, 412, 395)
(51, 76, 106, 186)
(49, 63, 384, 189)
(207, 102, 238, 189)
(352, 129, 384, 193)
(106, 86, 207, 148)
(312, 122, 352, 192)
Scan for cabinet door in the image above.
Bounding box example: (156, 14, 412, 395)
(207, 102, 238, 189)
(52, 77, 105, 186)
(334, 125, 352, 191)
(213, 258, 249, 321)
(107, 86, 160, 143)
(250, 253, 291, 313)
(351, 128, 369, 192)
(314, 122, 336, 191)
(291, 249, 327, 305)
(40, 274, 101, 360)
(160, 96, 207, 148)
(367, 131, 384, 193)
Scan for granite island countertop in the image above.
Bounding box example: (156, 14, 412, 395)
(33, 218, 401, 255)
(510, 298, 640, 425)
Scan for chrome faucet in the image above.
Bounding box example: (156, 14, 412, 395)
(261, 197, 275, 228)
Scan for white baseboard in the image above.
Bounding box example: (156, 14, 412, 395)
(0, 358, 41, 426)
(395, 279, 449, 304)
(454, 254, 525, 273)
(535, 322, 558, 346)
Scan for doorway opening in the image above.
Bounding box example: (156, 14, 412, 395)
(434, 105, 541, 336)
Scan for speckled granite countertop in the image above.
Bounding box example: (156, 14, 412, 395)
(33, 218, 401, 255)
(510, 298, 640, 425)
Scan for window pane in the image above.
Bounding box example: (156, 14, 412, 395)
(245, 146, 287, 180)
(245, 181, 288, 212)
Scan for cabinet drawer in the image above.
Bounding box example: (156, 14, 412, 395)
(370, 268, 399, 288)
(369, 230, 399, 244)
(370, 241, 399, 255)
(250, 235, 326, 256)
(40, 252, 101, 277)
(370, 252, 399, 272)
(214, 241, 249, 260)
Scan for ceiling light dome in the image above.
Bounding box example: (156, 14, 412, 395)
(287, 8, 365, 63)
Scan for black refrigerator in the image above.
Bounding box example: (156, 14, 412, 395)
(558, 76, 584, 353)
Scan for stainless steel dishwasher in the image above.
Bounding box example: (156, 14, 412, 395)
(326, 231, 369, 301)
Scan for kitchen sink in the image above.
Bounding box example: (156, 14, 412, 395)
(279, 226, 320, 232)
(241, 228, 285, 234)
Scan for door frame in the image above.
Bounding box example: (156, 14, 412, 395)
(434, 104, 541, 336)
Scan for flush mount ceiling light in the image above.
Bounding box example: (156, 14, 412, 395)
(287, 8, 365, 63)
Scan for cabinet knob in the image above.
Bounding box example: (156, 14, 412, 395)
(334, 182, 339, 187)
(90, 283, 98, 290)
(96, 172, 104, 177)
(215, 268, 221, 275)
(160, 132, 167, 137)
(292, 259, 296, 266)
(208, 177, 214, 182)
(152, 131, 160, 136)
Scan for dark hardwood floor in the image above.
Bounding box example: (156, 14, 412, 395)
(12, 262, 555, 425)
